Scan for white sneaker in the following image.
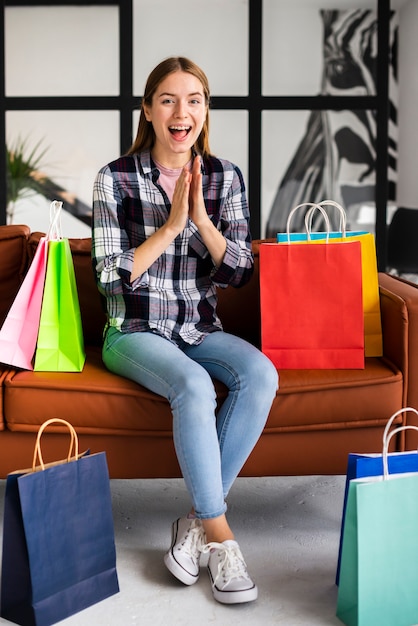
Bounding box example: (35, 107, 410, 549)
(203, 540, 258, 604)
(164, 517, 206, 585)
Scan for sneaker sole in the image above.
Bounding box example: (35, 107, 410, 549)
(211, 582, 258, 605)
(208, 566, 258, 604)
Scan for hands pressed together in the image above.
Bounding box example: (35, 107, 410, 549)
(168, 155, 209, 234)
(130, 155, 226, 283)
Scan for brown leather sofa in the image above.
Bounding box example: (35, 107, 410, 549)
(1, 224, 417, 479)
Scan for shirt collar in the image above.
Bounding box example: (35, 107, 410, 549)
(138, 149, 154, 178)
(138, 148, 205, 177)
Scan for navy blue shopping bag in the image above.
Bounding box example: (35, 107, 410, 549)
(0, 419, 119, 626)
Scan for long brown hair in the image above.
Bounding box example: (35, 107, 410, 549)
(127, 57, 212, 158)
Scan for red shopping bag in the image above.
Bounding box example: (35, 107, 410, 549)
(301, 201, 382, 357)
(260, 204, 364, 369)
(0, 235, 48, 370)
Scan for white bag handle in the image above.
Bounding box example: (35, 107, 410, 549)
(285, 202, 331, 242)
(32, 418, 79, 471)
(383, 424, 418, 479)
(47, 200, 63, 241)
(382, 407, 418, 449)
(304, 200, 347, 238)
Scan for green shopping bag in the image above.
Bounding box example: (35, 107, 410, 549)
(337, 425, 418, 626)
(34, 236, 85, 372)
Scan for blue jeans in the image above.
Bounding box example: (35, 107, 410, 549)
(103, 328, 278, 519)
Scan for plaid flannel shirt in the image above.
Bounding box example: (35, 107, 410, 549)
(92, 150, 253, 346)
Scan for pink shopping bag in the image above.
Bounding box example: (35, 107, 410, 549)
(0, 236, 48, 370)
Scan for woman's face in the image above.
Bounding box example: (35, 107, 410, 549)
(143, 70, 207, 167)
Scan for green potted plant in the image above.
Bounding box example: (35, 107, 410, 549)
(6, 136, 55, 224)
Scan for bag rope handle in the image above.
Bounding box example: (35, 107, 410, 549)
(383, 424, 418, 479)
(304, 200, 347, 238)
(47, 200, 63, 241)
(32, 418, 79, 471)
(382, 407, 418, 448)
(285, 202, 331, 242)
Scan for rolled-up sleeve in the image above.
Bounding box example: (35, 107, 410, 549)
(209, 162, 254, 288)
(92, 165, 140, 297)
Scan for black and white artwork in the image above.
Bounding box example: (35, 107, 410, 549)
(265, 9, 398, 236)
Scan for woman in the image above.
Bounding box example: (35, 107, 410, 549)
(92, 56, 278, 605)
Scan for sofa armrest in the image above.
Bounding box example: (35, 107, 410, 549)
(379, 273, 418, 413)
(0, 224, 30, 327)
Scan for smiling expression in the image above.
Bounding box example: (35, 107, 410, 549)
(143, 70, 208, 168)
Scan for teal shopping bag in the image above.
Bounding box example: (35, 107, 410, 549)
(34, 237, 85, 372)
(336, 408, 418, 585)
(337, 425, 418, 626)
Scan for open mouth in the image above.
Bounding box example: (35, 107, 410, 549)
(169, 125, 192, 140)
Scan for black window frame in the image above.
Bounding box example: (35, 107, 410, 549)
(0, 0, 391, 269)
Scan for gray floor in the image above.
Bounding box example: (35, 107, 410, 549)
(0, 475, 347, 625)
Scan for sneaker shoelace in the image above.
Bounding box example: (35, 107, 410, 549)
(178, 520, 206, 559)
(202, 541, 250, 589)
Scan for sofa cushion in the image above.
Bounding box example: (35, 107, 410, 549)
(216, 239, 276, 347)
(270, 358, 403, 431)
(3, 347, 402, 437)
(3, 346, 227, 435)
